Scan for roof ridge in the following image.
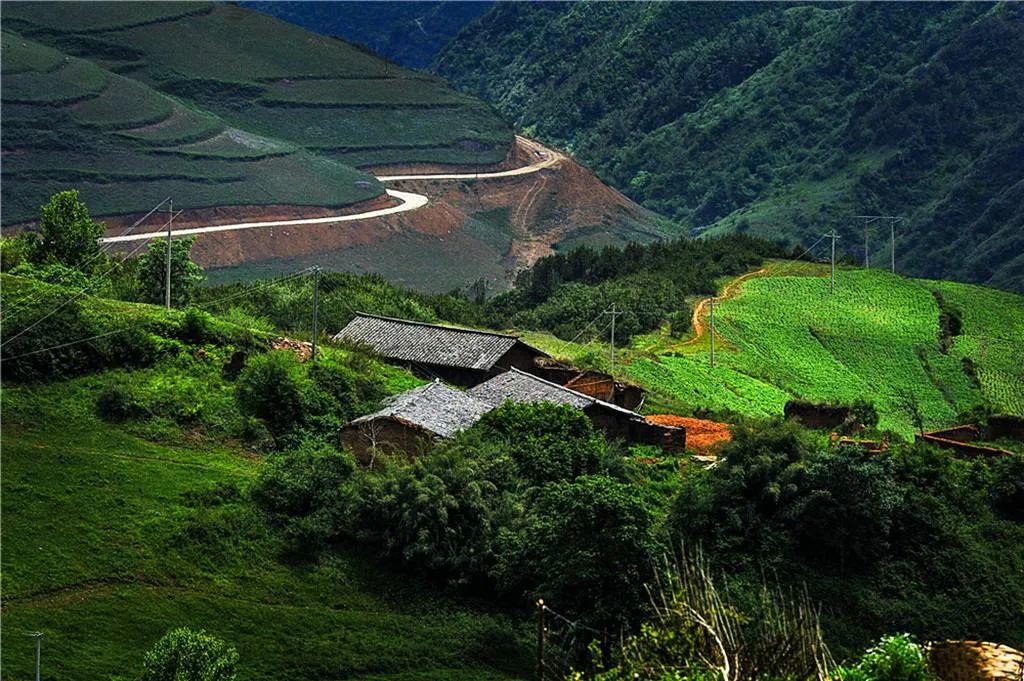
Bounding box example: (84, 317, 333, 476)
(506, 366, 598, 405)
(352, 312, 519, 339)
(505, 367, 640, 416)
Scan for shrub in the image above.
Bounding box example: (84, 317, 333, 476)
(235, 351, 313, 437)
(142, 627, 238, 681)
(471, 402, 604, 486)
(495, 475, 656, 631)
(362, 445, 520, 582)
(251, 441, 355, 549)
(95, 384, 146, 422)
(836, 634, 932, 681)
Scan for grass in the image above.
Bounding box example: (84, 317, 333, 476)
(1, 381, 530, 681)
(0, 276, 529, 679)
(2, 54, 108, 104)
(116, 105, 224, 146)
(261, 77, 476, 106)
(70, 73, 174, 130)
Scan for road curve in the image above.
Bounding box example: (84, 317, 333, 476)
(102, 189, 428, 243)
(100, 135, 561, 244)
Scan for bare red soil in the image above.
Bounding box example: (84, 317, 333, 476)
(645, 415, 733, 453)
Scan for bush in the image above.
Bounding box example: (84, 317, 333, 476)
(235, 351, 314, 437)
(142, 627, 238, 681)
(836, 634, 932, 681)
(251, 441, 355, 549)
(95, 384, 146, 422)
(349, 446, 518, 583)
(471, 402, 605, 486)
(495, 475, 656, 630)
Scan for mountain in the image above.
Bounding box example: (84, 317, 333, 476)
(2, 2, 667, 292)
(1, 1, 508, 224)
(241, 1, 493, 69)
(435, 2, 1024, 292)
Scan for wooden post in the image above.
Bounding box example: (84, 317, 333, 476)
(537, 599, 545, 681)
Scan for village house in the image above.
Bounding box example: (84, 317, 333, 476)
(468, 368, 683, 450)
(333, 313, 549, 387)
(339, 380, 492, 464)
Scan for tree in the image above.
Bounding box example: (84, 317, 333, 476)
(137, 236, 204, 306)
(472, 402, 604, 486)
(496, 475, 656, 630)
(38, 190, 104, 269)
(142, 627, 238, 681)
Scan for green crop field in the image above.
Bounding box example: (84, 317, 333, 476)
(528, 266, 1024, 437)
(1, 2, 512, 224)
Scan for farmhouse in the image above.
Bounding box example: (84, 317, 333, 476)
(340, 380, 492, 464)
(333, 313, 548, 386)
(468, 368, 683, 450)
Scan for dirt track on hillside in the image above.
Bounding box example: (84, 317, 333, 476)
(95, 136, 664, 284)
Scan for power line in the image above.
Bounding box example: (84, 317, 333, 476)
(2, 198, 172, 318)
(1, 220, 172, 348)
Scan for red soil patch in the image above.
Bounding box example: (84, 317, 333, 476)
(645, 415, 733, 453)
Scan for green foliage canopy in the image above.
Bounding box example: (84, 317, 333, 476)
(142, 627, 239, 681)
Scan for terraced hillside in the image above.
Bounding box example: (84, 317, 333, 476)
(1, 1, 511, 224)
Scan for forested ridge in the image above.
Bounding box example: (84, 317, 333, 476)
(435, 2, 1024, 292)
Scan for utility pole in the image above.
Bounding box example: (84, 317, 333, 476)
(311, 266, 320, 361)
(165, 198, 174, 309)
(604, 304, 622, 374)
(854, 215, 902, 272)
(888, 216, 903, 273)
(536, 599, 546, 681)
(825, 230, 840, 292)
(26, 631, 42, 681)
(709, 298, 716, 369)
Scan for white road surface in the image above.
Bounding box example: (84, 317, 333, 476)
(100, 136, 560, 244)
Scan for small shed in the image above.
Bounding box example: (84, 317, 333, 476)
(468, 368, 683, 450)
(340, 381, 492, 464)
(333, 313, 548, 386)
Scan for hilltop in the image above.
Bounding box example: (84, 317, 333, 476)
(436, 2, 1024, 292)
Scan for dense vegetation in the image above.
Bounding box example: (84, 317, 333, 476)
(436, 2, 1024, 292)
(4, 193, 1024, 678)
(242, 1, 493, 69)
(1, 2, 511, 223)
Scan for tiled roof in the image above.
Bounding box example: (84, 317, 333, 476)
(333, 313, 540, 371)
(347, 380, 492, 438)
(468, 368, 639, 418)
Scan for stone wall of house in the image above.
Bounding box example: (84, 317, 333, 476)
(928, 641, 1024, 681)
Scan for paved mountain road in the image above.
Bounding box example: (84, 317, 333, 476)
(100, 136, 561, 244)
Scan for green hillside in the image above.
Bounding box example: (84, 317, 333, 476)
(0, 275, 530, 681)
(1, 2, 512, 224)
(241, 1, 494, 70)
(523, 265, 1024, 438)
(435, 2, 1024, 292)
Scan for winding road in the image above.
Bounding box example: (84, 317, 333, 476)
(100, 136, 562, 244)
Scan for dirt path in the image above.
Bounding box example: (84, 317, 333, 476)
(683, 268, 768, 346)
(100, 136, 563, 244)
